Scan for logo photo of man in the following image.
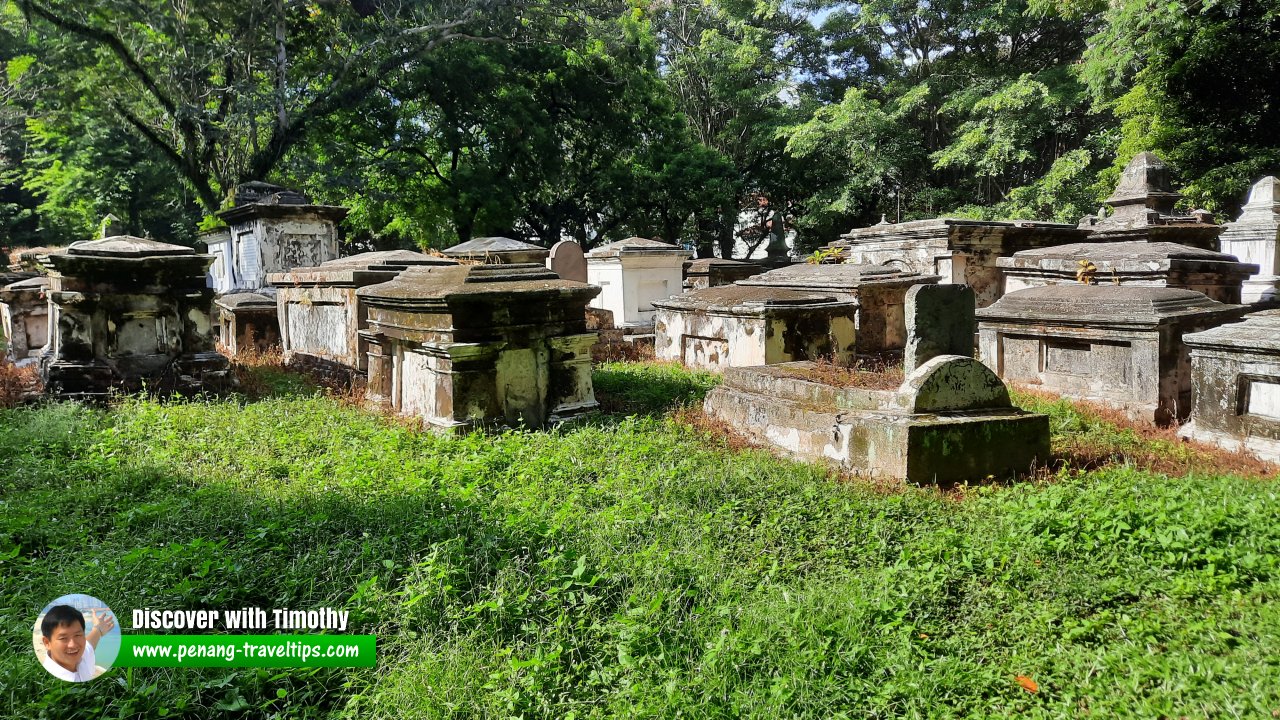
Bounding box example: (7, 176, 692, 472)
(33, 595, 119, 682)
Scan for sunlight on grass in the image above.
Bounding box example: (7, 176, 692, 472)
(1, 364, 1277, 718)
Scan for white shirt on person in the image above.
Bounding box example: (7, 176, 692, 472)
(40, 641, 99, 682)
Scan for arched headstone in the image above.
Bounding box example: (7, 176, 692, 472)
(548, 240, 587, 282)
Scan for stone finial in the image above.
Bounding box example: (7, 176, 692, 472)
(1105, 151, 1181, 216)
(903, 284, 976, 375)
(1243, 176, 1280, 214)
(98, 214, 123, 239)
(877, 214, 890, 226)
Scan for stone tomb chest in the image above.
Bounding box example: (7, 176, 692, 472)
(735, 263, 940, 353)
(443, 236, 550, 265)
(39, 236, 229, 396)
(206, 183, 348, 294)
(825, 218, 1091, 307)
(977, 285, 1247, 424)
(682, 258, 764, 290)
(1219, 177, 1280, 304)
(268, 251, 456, 374)
(652, 284, 857, 371)
(213, 292, 279, 358)
(357, 264, 601, 431)
(704, 356, 1049, 485)
(998, 241, 1258, 304)
(1178, 311, 1280, 462)
(586, 238, 691, 329)
(1, 275, 49, 364)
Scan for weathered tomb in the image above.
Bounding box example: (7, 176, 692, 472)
(39, 236, 230, 397)
(652, 284, 857, 371)
(735, 263, 940, 353)
(205, 182, 348, 294)
(824, 218, 1090, 307)
(586, 237, 691, 329)
(1178, 310, 1280, 462)
(998, 241, 1258, 304)
(682, 258, 764, 290)
(904, 284, 976, 375)
(1, 275, 49, 364)
(443, 236, 550, 265)
(976, 285, 1247, 424)
(214, 293, 278, 358)
(267, 250, 456, 374)
(1077, 152, 1220, 249)
(547, 240, 587, 282)
(357, 263, 600, 431)
(704, 355, 1049, 484)
(1219, 177, 1280, 304)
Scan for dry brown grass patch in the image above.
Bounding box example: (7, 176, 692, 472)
(1015, 386, 1277, 479)
(670, 405, 755, 452)
(0, 359, 41, 408)
(777, 353, 904, 390)
(592, 333, 656, 364)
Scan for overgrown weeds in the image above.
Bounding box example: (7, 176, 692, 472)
(1013, 387, 1276, 479)
(777, 353, 905, 390)
(3, 365, 1280, 718)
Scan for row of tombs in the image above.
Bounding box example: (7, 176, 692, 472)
(3, 153, 1280, 480)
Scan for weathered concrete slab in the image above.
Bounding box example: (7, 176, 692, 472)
(737, 263, 940, 353)
(703, 356, 1049, 485)
(682, 257, 764, 290)
(266, 251, 456, 372)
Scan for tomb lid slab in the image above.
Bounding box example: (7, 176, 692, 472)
(64, 235, 195, 258)
(443, 236, 546, 255)
(587, 237, 691, 258)
(977, 285, 1242, 324)
(652, 283, 849, 313)
(1182, 309, 1280, 353)
(214, 292, 277, 311)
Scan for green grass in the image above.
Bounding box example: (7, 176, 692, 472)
(1, 362, 1278, 718)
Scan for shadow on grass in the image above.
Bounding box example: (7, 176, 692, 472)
(1, 448, 623, 720)
(591, 361, 721, 418)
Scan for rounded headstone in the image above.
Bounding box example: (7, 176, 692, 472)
(896, 355, 1011, 413)
(548, 240, 587, 282)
